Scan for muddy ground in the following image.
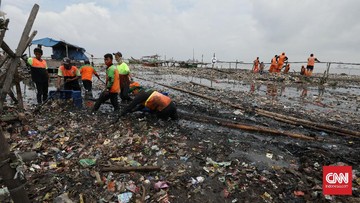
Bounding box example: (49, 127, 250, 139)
(1, 65, 360, 202)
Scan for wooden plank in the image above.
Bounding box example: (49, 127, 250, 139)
(0, 19, 9, 47)
(0, 30, 37, 111)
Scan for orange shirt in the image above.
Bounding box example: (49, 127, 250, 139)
(58, 65, 80, 77)
(80, 65, 98, 81)
(278, 55, 287, 64)
(307, 57, 316, 66)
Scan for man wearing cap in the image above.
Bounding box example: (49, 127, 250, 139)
(27, 47, 49, 104)
(80, 60, 100, 97)
(57, 57, 81, 91)
(113, 52, 132, 102)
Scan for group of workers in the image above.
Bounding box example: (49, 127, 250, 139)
(252, 53, 320, 76)
(27, 48, 178, 120)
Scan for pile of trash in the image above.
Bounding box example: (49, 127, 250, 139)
(1, 65, 360, 202)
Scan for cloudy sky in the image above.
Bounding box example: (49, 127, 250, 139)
(2, 0, 360, 63)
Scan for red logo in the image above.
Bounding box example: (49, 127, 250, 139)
(323, 166, 352, 195)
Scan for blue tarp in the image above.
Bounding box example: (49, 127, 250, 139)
(31, 37, 89, 61)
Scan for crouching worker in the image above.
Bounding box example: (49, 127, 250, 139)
(119, 89, 178, 120)
(92, 53, 120, 112)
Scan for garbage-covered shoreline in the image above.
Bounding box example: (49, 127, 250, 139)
(1, 65, 360, 202)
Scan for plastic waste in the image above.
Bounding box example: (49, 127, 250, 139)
(118, 192, 133, 203)
(79, 159, 96, 167)
(154, 181, 169, 190)
(27, 130, 38, 136)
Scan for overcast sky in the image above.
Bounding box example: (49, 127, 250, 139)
(2, 0, 360, 63)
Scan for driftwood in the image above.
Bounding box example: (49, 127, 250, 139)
(136, 76, 359, 138)
(101, 165, 161, 173)
(179, 111, 315, 140)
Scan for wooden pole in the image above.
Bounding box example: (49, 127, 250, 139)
(101, 165, 161, 173)
(0, 4, 39, 202)
(0, 19, 9, 47)
(15, 70, 24, 110)
(136, 77, 359, 138)
(179, 111, 314, 140)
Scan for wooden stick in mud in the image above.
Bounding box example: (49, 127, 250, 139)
(136, 77, 359, 138)
(101, 165, 161, 173)
(190, 81, 216, 90)
(179, 111, 315, 140)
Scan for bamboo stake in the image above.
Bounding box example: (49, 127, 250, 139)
(0, 19, 9, 48)
(136, 76, 359, 138)
(101, 165, 161, 173)
(179, 111, 315, 140)
(15, 70, 24, 110)
(0, 4, 38, 112)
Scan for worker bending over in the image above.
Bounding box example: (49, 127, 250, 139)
(119, 89, 178, 120)
(57, 57, 81, 91)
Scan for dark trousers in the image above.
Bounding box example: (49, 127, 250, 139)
(64, 80, 81, 91)
(156, 101, 178, 120)
(93, 91, 119, 111)
(35, 81, 48, 104)
(120, 75, 131, 101)
(82, 80, 92, 92)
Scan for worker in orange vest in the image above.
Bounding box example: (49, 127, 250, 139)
(269, 55, 278, 73)
(80, 60, 100, 96)
(252, 57, 260, 73)
(277, 52, 288, 72)
(57, 57, 81, 91)
(27, 47, 49, 104)
(129, 80, 143, 95)
(119, 89, 178, 120)
(283, 63, 290, 74)
(300, 65, 307, 76)
(306, 53, 320, 76)
(92, 53, 120, 112)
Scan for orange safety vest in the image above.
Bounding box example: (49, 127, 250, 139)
(130, 82, 141, 94)
(284, 64, 290, 73)
(271, 57, 277, 66)
(269, 57, 278, 73)
(278, 55, 286, 64)
(144, 91, 171, 111)
(107, 66, 120, 93)
(29, 58, 47, 69)
(307, 57, 315, 66)
(80, 65, 97, 81)
(253, 59, 259, 73)
(59, 66, 79, 77)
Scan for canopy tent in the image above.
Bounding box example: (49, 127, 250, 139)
(31, 37, 89, 61)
